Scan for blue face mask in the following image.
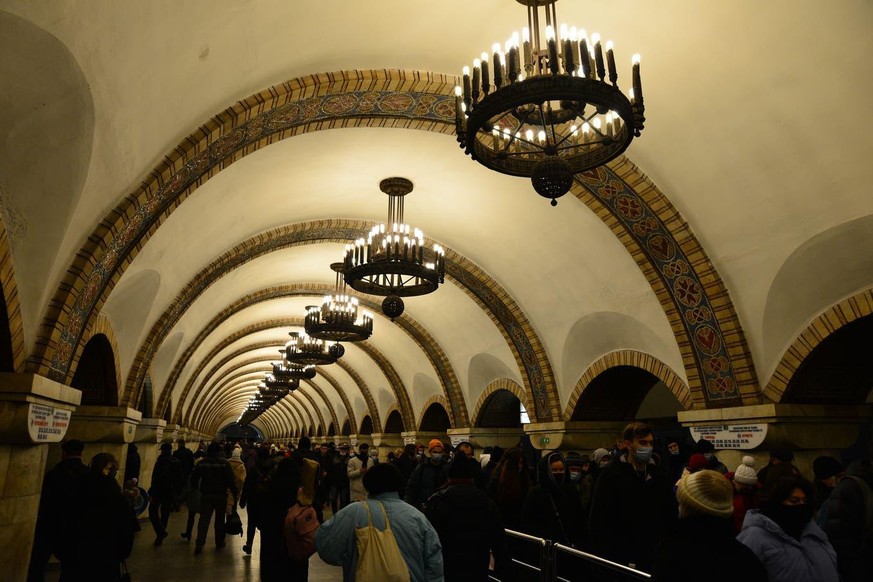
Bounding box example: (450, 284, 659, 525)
(633, 446, 654, 464)
(431, 453, 444, 462)
(569, 471, 582, 482)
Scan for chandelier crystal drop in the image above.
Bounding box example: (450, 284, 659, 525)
(455, 0, 645, 206)
(343, 177, 445, 320)
(305, 263, 374, 342)
(285, 331, 340, 366)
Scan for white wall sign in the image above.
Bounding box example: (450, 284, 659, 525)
(449, 436, 466, 447)
(690, 424, 768, 450)
(350, 438, 358, 447)
(155, 426, 165, 443)
(403, 436, 417, 445)
(28, 404, 71, 443)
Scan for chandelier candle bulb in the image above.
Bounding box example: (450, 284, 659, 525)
(563, 37, 575, 74)
(462, 66, 472, 105)
(570, 27, 581, 66)
(471, 61, 481, 101)
(507, 44, 519, 82)
(480, 52, 490, 94)
(606, 41, 617, 84)
(632, 54, 643, 102)
(522, 27, 532, 71)
(593, 34, 605, 81)
(579, 33, 591, 78)
(546, 25, 559, 74)
(492, 44, 503, 89)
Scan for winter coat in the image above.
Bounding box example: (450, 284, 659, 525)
(486, 470, 529, 532)
(587, 452, 677, 572)
(149, 451, 184, 499)
(404, 459, 447, 510)
(256, 457, 303, 581)
(395, 454, 419, 485)
(123, 444, 141, 483)
(191, 454, 238, 497)
(818, 462, 873, 582)
(737, 509, 839, 582)
(316, 493, 444, 582)
(727, 474, 760, 534)
(347, 454, 372, 502)
(651, 515, 767, 582)
(329, 453, 351, 488)
(33, 457, 90, 556)
(425, 479, 511, 581)
(227, 455, 247, 512)
(173, 446, 195, 481)
(240, 456, 275, 521)
(521, 455, 585, 547)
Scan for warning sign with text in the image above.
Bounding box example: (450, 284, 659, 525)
(690, 424, 767, 450)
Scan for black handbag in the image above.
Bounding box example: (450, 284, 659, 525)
(226, 508, 243, 536)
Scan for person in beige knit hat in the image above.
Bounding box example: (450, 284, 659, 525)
(651, 470, 767, 581)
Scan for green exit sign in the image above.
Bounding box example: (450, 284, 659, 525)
(540, 437, 550, 445)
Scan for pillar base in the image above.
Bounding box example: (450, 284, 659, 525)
(524, 421, 627, 451)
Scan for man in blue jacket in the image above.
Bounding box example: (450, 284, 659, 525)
(316, 463, 444, 581)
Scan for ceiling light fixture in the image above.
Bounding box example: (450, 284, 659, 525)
(285, 331, 342, 366)
(305, 263, 374, 342)
(455, 0, 645, 206)
(343, 177, 445, 320)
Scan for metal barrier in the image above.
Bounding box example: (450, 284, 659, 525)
(489, 530, 651, 582)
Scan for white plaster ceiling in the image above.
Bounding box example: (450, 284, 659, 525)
(1, 1, 872, 435)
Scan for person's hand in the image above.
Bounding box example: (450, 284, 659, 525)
(360, 466, 368, 474)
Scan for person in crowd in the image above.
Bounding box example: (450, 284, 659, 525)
(588, 422, 676, 572)
(180, 453, 204, 541)
(348, 442, 374, 503)
(727, 455, 760, 533)
(257, 452, 306, 581)
(329, 442, 352, 515)
(369, 446, 380, 465)
(482, 445, 503, 484)
(738, 473, 839, 582)
(564, 452, 594, 515)
(694, 439, 728, 473)
(664, 438, 686, 482)
(684, 453, 709, 476)
(239, 447, 275, 555)
(28, 439, 90, 582)
(124, 443, 141, 484)
(486, 447, 530, 531)
(447, 440, 485, 489)
(191, 442, 238, 554)
(316, 463, 444, 582)
(756, 447, 794, 485)
(148, 442, 184, 546)
(425, 456, 511, 581)
(416, 443, 426, 461)
(228, 444, 247, 514)
(651, 470, 767, 582)
(57, 452, 136, 581)
(386, 450, 398, 464)
(317, 443, 333, 510)
(293, 436, 318, 464)
(592, 447, 611, 470)
(818, 458, 873, 582)
(174, 439, 195, 481)
(812, 455, 845, 512)
(521, 452, 585, 548)
(395, 444, 419, 485)
(242, 441, 258, 472)
(405, 439, 449, 511)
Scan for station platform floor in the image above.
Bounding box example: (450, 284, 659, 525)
(46, 507, 344, 581)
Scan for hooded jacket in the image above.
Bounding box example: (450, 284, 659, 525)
(520, 453, 584, 546)
(737, 509, 838, 582)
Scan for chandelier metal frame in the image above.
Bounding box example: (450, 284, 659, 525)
(285, 331, 341, 366)
(305, 263, 374, 342)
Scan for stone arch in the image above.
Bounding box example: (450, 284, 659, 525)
(85, 313, 122, 398)
(564, 350, 691, 421)
(418, 396, 452, 432)
(766, 288, 873, 403)
(358, 414, 374, 436)
(137, 372, 154, 417)
(70, 333, 118, 406)
(384, 407, 405, 433)
(473, 378, 532, 426)
(317, 368, 357, 436)
(0, 216, 25, 372)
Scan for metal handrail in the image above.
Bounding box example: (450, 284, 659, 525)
(505, 528, 548, 546)
(553, 543, 652, 580)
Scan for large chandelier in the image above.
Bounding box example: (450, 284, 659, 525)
(272, 360, 317, 381)
(455, 0, 645, 206)
(239, 371, 297, 425)
(305, 263, 374, 342)
(343, 177, 445, 321)
(285, 331, 343, 366)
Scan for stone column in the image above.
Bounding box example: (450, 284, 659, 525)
(370, 432, 403, 461)
(0, 373, 81, 582)
(524, 421, 627, 452)
(64, 405, 143, 486)
(133, 418, 166, 491)
(447, 427, 525, 456)
(347, 433, 372, 450)
(679, 403, 873, 477)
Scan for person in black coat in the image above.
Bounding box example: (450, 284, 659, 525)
(256, 455, 303, 581)
(148, 442, 184, 545)
(28, 439, 90, 582)
(521, 452, 585, 547)
(405, 439, 448, 511)
(123, 443, 141, 484)
(425, 456, 512, 581)
(651, 470, 767, 582)
(191, 442, 238, 554)
(394, 444, 419, 485)
(57, 453, 136, 582)
(818, 458, 873, 582)
(239, 448, 274, 555)
(588, 422, 677, 573)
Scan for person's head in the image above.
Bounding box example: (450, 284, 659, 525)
(416, 444, 425, 458)
(622, 422, 654, 465)
(177, 438, 186, 450)
(403, 444, 416, 458)
(298, 436, 311, 451)
(320, 444, 329, 456)
(362, 463, 405, 497)
(61, 439, 85, 460)
(761, 474, 814, 539)
(564, 452, 586, 482)
(812, 456, 845, 488)
(428, 439, 445, 462)
(159, 442, 173, 455)
(695, 438, 715, 458)
(732, 456, 758, 492)
(358, 443, 369, 456)
(387, 451, 397, 462)
(207, 441, 223, 457)
(89, 452, 119, 478)
(339, 443, 350, 456)
(593, 448, 611, 468)
(666, 440, 681, 456)
(447, 455, 477, 481)
(687, 453, 708, 474)
(769, 447, 794, 465)
(676, 470, 733, 519)
(456, 441, 474, 459)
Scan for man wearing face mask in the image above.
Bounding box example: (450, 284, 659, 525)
(405, 439, 449, 511)
(521, 452, 585, 548)
(565, 452, 594, 513)
(588, 422, 677, 573)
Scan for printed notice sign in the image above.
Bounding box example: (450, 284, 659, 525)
(450, 436, 465, 447)
(28, 404, 71, 443)
(690, 424, 767, 450)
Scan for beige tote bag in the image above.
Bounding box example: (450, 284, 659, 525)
(354, 501, 411, 582)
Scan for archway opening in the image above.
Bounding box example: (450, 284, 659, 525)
(219, 422, 264, 442)
(327, 422, 336, 436)
(784, 314, 873, 404)
(571, 366, 682, 423)
(316, 424, 324, 437)
(477, 389, 522, 428)
(359, 415, 374, 435)
(384, 409, 405, 433)
(70, 334, 118, 405)
(342, 419, 351, 436)
(419, 402, 451, 432)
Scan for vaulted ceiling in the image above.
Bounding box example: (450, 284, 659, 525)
(1, 1, 871, 438)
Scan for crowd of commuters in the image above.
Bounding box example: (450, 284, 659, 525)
(26, 423, 873, 582)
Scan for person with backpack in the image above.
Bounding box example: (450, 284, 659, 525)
(257, 454, 304, 581)
(316, 463, 444, 582)
(148, 442, 184, 546)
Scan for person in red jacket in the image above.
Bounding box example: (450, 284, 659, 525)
(727, 455, 760, 533)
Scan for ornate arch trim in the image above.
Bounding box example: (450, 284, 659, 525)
(472, 378, 532, 426)
(0, 216, 26, 372)
(417, 394, 453, 431)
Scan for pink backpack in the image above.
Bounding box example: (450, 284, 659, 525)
(284, 503, 320, 560)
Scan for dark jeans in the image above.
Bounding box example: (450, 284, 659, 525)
(149, 495, 173, 536)
(184, 509, 197, 535)
(197, 493, 227, 547)
(330, 485, 350, 514)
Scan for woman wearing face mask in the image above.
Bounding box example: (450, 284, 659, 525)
(737, 474, 839, 582)
(521, 452, 585, 548)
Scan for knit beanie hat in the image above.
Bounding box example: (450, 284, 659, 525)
(428, 439, 444, 452)
(733, 456, 758, 485)
(687, 453, 708, 473)
(676, 469, 734, 518)
(593, 448, 610, 464)
(812, 456, 844, 480)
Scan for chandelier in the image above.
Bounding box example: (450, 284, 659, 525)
(455, 0, 645, 206)
(305, 263, 374, 341)
(343, 177, 445, 320)
(285, 331, 343, 366)
(273, 359, 317, 381)
(239, 371, 297, 425)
